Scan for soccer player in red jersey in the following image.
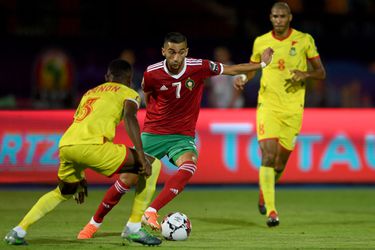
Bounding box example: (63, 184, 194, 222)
(78, 32, 273, 237)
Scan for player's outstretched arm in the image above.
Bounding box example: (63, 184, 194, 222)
(232, 47, 274, 90)
(123, 100, 151, 177)
(223, 47, 274, 76)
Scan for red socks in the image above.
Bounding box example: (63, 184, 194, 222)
(150, 161, 196, 211)
(93, 179, 129, 223)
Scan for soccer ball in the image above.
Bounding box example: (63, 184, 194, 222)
(161, 212, 192, 241)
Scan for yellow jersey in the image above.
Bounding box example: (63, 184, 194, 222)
(59, 82, 141, 147)
(250, 28, 320, 112)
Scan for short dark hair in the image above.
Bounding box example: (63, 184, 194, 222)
(272, 2, 291, 14)
(108, 59, 132, 79)
(164, 32, 187, 45)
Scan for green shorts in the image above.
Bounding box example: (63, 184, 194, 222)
(141, 132, 198, 165)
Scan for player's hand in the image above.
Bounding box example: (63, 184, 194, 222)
(290, 69, 308, 82)
(284, 70, 307, 93)
(261, 47, 274, 66)
(284, 79, 298, 93)
(284, 78, 304, 93)
(138, 157, 152, 178)
(74, 179, 88, 204)
(233, 75, 247, 90)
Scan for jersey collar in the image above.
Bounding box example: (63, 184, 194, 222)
(163, 58, 187, 79)
(272, 28, 293, 41)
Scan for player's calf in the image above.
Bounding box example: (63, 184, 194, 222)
(258, 188, 267, 215)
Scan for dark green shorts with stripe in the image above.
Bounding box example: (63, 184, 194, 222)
(141, 132, 198, 165)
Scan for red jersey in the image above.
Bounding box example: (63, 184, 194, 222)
(143, 58, 223, 136)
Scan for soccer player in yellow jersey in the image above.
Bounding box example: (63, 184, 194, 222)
(4, 59, 162, 246)
(235, 2, 326, 227)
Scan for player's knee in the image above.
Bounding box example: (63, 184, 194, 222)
(262, 152, 276, 166)
(274, 161, 286, 172)
(274, 167, 284, 174)
(58, 180, 79, 195)
(275, 156, 288, 171)
(119, 173, 138, 187)
(176, 152, 198, 166)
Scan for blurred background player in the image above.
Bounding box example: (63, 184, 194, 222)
(207, 46, 244, 108)
(77, 31, 273, 236)
(119, 49, 143, 95)
(234, 2, 326, 227)
(4, 59, 162, 246)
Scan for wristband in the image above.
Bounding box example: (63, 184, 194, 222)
(260, 61, 267, 69)
(239, 74, 248, 82)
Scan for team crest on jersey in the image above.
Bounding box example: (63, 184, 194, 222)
(185, 78, 195, 91)
(289, 47, 297, 56)
(209, 61, 219, 73)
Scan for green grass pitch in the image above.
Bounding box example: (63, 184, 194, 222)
(1, 186, 374, 249)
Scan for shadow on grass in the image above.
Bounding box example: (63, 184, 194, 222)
(289, 219, 372, 227)
(193, 217, 261, 228)
(29, 236, 123, 246)
(29, 238, 85, 245)
(95, 232, 121, 237)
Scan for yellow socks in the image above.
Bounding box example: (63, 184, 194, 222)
(128, 158, 162, 223)
(18, 187, 69, 231)
(259, 166, 276, 216)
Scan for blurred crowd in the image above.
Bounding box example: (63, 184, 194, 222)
(1, 46, 373, 109)
(0, 0, 374, 109)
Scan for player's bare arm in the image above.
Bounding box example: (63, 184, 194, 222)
(289, 57, 326, 82)
(141, 78, 152, 107)
(143, 91, 152, 106)
(224, 47, 273, 76)
(233, 47, 274, 90)
(123, 100, 152, 177)
(233, 68, 257, 91)
(284, 57, 326, 92)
